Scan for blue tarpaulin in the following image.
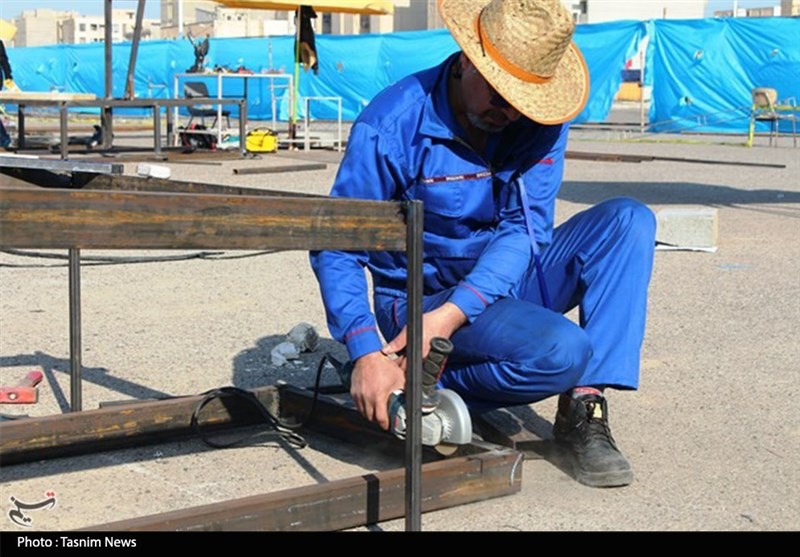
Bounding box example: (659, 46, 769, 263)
(647, 17, 800, 133)
(5, 18, 796, 133)
(4, 20, 644, 124)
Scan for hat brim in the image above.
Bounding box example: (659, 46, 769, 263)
(439, 0, 590, 125)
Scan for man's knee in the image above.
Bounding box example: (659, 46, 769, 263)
(598, 197, 656, 242)
(505, 323, 592, 395)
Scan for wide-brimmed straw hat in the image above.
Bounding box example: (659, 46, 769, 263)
(438, 0, 589, 125)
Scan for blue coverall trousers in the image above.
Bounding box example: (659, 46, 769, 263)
(374, 197, 657, 411)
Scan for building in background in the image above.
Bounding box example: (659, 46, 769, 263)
(13, 0, 792, 48)
(564, 0, 708, 24)
(781, 0, 800, 15)
(160, 0, 290, 39)
(13, 8, 159, 47)
(714, 5, 781, 17)
(12, 9, 74, 47)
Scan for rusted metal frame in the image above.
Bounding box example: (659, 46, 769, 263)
(72, 173, 325, 197)
(0, 188, 427, 530)
(103, 0, 113, 150)
(10, 98, 247, 156)
(69, 248, 82, 412)
(0, 379, 499, 532)
(565, 151, 650, 163)
(405, 200, 424, 531)
(564, 150, 787, 169)
(0, 188, 407, 251)
(0, 170, 319, 195)
(232, 163, 328, 175)
(0, 156, 124, 175)
(0, 383, 518, 532)
(0, 384, 416, 466)
(125, 0, 147, 101)
(79, 445, 522, 532)
(0, 386, 281, 465)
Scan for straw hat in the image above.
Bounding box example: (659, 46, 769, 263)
(438, 0, 589, 125)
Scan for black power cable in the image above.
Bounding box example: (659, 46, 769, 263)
(190, 353, 340, 451)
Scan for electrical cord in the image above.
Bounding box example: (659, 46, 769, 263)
(190, 353, 342, 450)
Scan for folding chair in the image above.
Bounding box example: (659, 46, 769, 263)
(184, 81, 231, 130)
(749, 87, 797, 148)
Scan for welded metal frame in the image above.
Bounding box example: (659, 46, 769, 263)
(0, 181, 427, 529)
(0, 383, 523, 531)
(11, 97, 248, 159)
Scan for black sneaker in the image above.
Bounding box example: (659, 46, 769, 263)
(553, 394, 633, 487)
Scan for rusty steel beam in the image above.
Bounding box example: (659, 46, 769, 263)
(72, 173, 324, 198)
(0, 385, 423, 466)
(81, 445, 522, 531)
(233, 163, 328, 175)
(0, 188, 407, 251)
(0, 387, 284, 465)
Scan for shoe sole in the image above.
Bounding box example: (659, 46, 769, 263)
(553, 437, 634, 488)
(575, 466, 634, 488)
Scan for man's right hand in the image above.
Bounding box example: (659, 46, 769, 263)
(351, 351, 405, 431)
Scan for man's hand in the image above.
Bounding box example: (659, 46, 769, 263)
(351, 351, 405, 431)
(382, 302, 467, 365)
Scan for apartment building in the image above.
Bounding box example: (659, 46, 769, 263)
(13, 8, 160, 47)
(781, 0, 800, 15)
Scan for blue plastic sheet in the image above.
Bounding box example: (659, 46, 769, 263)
(28, 18, 800, 135)
(573, 20, 646, 123)
(648, 17, 800, 133)
(4, 21, 643, 124)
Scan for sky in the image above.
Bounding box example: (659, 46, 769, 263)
(0, 0, 784, 22)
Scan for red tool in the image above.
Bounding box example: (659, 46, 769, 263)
(0, 371, 44, 404)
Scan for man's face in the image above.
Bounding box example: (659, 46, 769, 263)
(461, 57, 522, 133)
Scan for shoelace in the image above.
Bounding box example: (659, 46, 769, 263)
(581, 400, 617, 447)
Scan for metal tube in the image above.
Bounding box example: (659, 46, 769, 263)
(17, 105, 26, 149)
(68, 248, 82, 412)
(153, 103, 162, 154)
(125, 0, 147, 100)
(304, 98, 310, 151)
(239, 101, 247, 157)
(166, 101, 174, 147)
(217, 73, 223, 146)
(103, 0, 114, 149)
(59, 105, 68, 160)
(337, 97, 342, 153)
(404, 200, 424, 532)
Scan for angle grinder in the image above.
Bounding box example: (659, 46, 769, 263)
(334, 337, 472, 455)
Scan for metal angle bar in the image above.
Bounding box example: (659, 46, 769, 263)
(0, 387, 282, 465)
(232, 163, 328, 175)
(125, 0, 147, 101)
(72, 174, 323, 198)
(0, 383, 454, 467)
(404, 200, 424, 531)
(0, 188, 407, 251)
(0, 156, 124, 175)
(80, 447, 523, 532)
(68, 248, 82, 412)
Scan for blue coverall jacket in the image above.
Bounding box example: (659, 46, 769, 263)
(310, 52, 567, 363)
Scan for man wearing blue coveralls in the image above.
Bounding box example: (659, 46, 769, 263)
(310, 0, 656, 488)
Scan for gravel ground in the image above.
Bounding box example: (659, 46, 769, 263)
(1, 112, 798, 532)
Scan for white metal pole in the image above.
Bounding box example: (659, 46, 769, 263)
(178, 0, 184, 38)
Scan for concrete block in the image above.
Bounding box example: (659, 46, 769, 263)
(656, 207, 718, 251)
